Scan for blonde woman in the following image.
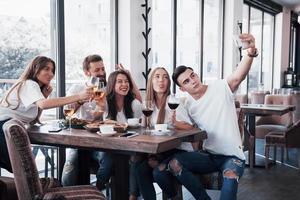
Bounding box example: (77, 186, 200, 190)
(0, 56, 93, 172)
(131, 67, 195, 200)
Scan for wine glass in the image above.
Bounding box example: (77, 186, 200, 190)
(86, 77, 100, 109)
(63, 104, 75, 131)
(94, 81, 106, 99)
(142, 100, 153, 133)
(167, 94, 180, 128)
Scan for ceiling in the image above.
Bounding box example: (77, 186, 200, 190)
(271, 0, 300, 12)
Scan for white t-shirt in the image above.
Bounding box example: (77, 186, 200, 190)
(0, 80, 45, 123)
(104, 99, 143, 124)
(185, 79, 245, 160)
(151, 96, 194, 152)
(67, 84, 97, 120)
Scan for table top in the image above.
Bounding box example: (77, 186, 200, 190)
(241, 104, 295, 116)
(27, 122, 207, 154)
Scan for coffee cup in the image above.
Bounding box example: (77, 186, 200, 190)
(233, 34, 249, 50)
(99, 125, 114, 134)
(128, 118, 140, 126)
(154, 124, 168, 132)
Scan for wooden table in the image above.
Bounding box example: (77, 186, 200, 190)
(27, 123, 206, 200)
(241, 104, 295, 168)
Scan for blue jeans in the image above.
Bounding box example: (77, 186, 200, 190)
(0, 119, 12, 172)
(155, 151, 245, 200)
(133, 149, 184, 200)
(62, 149, 112, 186)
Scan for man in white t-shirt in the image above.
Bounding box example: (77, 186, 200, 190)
(62, 54, 107, 187)
(158, 34, 257, 200)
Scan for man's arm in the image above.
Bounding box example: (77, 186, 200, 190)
(227, 34, 257, 92)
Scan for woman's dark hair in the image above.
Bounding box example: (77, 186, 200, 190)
(172, 65, 193, 86)
(106, 70, 135, 120)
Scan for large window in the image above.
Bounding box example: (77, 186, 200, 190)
(202, 0, 223, 84)
(177, 0, 201, 75)
(243, 4, 275, 93)
(0, 0, 51, 96)
(151, 0, 173, 74)
(64, 0, 114, 91)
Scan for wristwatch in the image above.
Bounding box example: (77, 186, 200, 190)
(247, 48, 258, 58)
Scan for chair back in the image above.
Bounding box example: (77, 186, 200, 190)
(286, 119, 300, 148)
(250, 91, 270, 104)
(291, 93, 300, 123)
(257, 95, 293, 127)
(3, 119, 43, 200)
(234, 94, 248, 104)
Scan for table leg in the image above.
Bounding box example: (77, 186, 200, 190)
(78, 150, 91, 185)
(58, 147, 66, 181)
(111, 154, 129, 200)
(248, 115, 256, 168)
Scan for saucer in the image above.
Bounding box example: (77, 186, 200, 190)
(151, 129, 171, 136)
(96, 131, 117, 137)
(128, 123, 141, 128)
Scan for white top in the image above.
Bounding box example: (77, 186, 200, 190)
(67, 84, 97, 121)
(104, 99, 143, 124)
(185, 80, 245, 160)
(0, 80, 45, 123)
(151, 96, 194, 152)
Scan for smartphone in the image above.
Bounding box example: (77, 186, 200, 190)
(119, 132, 138, 138)
(48, 127, 62, 132)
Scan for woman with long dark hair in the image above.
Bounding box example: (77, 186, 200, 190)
(96, 70, 142, 191)
(0, 56, 93, 172)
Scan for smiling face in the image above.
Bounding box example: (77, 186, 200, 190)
(86, 61, 106, 82)
(36, 62, 55, 86)
(177, 68, 202, 95)
(114, 74, 130, 96)
(152, 68, 170, 95)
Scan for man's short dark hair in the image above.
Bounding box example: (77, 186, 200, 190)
(83, 54, 103, 71)
(172, 65, 193, 86)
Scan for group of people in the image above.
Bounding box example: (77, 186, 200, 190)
(0, 33, 257, 200)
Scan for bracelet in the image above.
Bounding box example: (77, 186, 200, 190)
(247, 48, 258, 58)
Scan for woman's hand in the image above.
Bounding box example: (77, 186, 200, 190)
(42, 85, 53, 98)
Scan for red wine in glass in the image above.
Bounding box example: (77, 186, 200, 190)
(142, 109, 153, 117)
(168, 102, 179, 110)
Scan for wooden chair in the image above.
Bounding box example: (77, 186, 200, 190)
(3, 119, 106, 200)
(0, 176, 18, 200)
(265, 119, 300, 169)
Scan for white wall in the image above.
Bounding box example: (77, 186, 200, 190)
(118, 0, 145, 89)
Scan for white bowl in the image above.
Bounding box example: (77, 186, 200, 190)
(99, 125, 114, 134)
(127, 118, 140, 126)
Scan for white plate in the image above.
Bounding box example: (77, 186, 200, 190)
(97, 131, 117, 137)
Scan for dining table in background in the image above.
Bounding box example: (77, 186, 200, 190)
(27, 123, 207, 200)
(241, 104, 295, 168)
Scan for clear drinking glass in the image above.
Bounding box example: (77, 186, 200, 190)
(63, 104, 75, 132)
(86, 77, 100, 109)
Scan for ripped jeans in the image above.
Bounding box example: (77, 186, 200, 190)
(154, 150, 245, 200)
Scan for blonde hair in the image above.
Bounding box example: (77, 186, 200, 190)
(146, 67, 171, 124)
(1, 56, 55, 109)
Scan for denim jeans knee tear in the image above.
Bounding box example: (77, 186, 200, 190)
(232, 159, 243, 167)
(168, 159, 182, 176)
(223, 169, 239, 183)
